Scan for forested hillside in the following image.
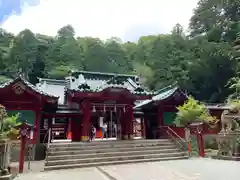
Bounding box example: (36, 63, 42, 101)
(0, 0, 239, 103)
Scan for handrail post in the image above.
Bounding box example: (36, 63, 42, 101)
(184, 127, 191, 157)
(47, 128, 51, 149)
(161, 126, 189, 157)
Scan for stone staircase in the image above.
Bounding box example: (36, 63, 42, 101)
(44, 139, 189, 171)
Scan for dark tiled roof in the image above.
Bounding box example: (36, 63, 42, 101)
(134, 85, 186, 109)
(68, 70, 153, 95)
(0, 76, 59, 99)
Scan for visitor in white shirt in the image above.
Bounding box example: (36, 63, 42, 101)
(102, 123, 108, 139)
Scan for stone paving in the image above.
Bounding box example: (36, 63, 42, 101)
(14, 167, 109, 180)
(14, 158, 240, 180)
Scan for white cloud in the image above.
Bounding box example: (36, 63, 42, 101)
(1, 0, 199, 41)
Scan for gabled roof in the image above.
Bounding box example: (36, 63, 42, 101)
(36, 78, 65, 104)
(67, 70, 153, 95)
(0, 76, 59, 99)
(134, 85, 187, 109)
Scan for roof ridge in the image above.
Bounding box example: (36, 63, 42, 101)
(154, 83, 179, 94)
(38, 78, 66, 82)
(70, 70, 138, 78)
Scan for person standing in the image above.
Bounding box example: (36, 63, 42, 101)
(102, 122, 108, 139)
(90, 125, 96, 142)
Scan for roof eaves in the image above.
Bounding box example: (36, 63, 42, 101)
(133, 86, 180, 109)
(0, 76, 59, 99)
(21, 77, 59, 99)
(133, 99, 153, 109)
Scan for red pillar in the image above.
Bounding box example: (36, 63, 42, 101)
(127, 105, 134, 140)
(80, 100, 91, 141)
(197, 132, 205, 157)
(121, 110, 127, 140)
(67, 118, 72, 139)
(157, 105, 164, 126)
(19, 136, 26, 173)
(141, 117, 146, 139)
(33, 110, 40, 144)
(157, 105, 164, 138)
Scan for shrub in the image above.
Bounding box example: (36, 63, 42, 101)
(174, 96, 217, 127)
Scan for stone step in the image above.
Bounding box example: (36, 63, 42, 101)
(47, 148, 181, 161)
(44, 155, 189, 171)
(49, 141, 175, 151)
(49, 139, 171, 148)
(46, 152, 187, 166)
(48, 145, 177, 156)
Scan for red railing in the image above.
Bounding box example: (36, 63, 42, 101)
(159, 126, 188, 152)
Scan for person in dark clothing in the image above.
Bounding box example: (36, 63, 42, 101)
(90, 125, 96, 142)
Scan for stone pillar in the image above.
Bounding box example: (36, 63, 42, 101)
(80, 100, 91, 141)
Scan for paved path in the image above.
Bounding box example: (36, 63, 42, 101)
(14, 158, 240, 180)
(14, 168, 109, 180)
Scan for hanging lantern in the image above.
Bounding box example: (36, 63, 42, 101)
(52, 118, 55, 124)
(123, 106, 126, 113)
(92, 105, 96, 112)
(114, 105, 117, 112)
(103, 105, 106, 113)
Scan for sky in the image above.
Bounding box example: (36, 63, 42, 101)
(0, 0, 199, 41)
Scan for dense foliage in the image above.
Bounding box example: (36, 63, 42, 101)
(174, 97, 217, 127)
(0, 0, 239, 103)
(0, 105, 20, 139)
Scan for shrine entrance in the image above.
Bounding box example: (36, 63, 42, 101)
(66, 84, 150, 142)
(91, 103, 126, 140)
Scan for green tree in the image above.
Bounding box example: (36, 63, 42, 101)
(104, 37, 130, 73)
(187, 39, 234, 102)
(79, 37, 110, 72)
(189, 0, 240, 42)
(7, 29, 39, 78)
(47, 25, 83, 72)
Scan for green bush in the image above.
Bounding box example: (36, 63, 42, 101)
(174, 96, 217, 127)
(0, 104, 21, 139)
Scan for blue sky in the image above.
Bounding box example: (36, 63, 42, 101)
(0, 0, 199, 41)
(0, 0, 40, 23)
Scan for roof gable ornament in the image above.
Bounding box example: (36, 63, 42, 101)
(12, 81, 26, 95)
(78, 83, 91, 91)
(78, 74, 86, 84)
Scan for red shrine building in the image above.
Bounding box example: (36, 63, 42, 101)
(0, 70, 224, 148)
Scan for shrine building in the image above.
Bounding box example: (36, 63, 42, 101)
(0, 70, 224, 147)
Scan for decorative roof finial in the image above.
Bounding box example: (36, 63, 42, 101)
(68, 70, 72, 76)
(17, 68, 25, 79)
